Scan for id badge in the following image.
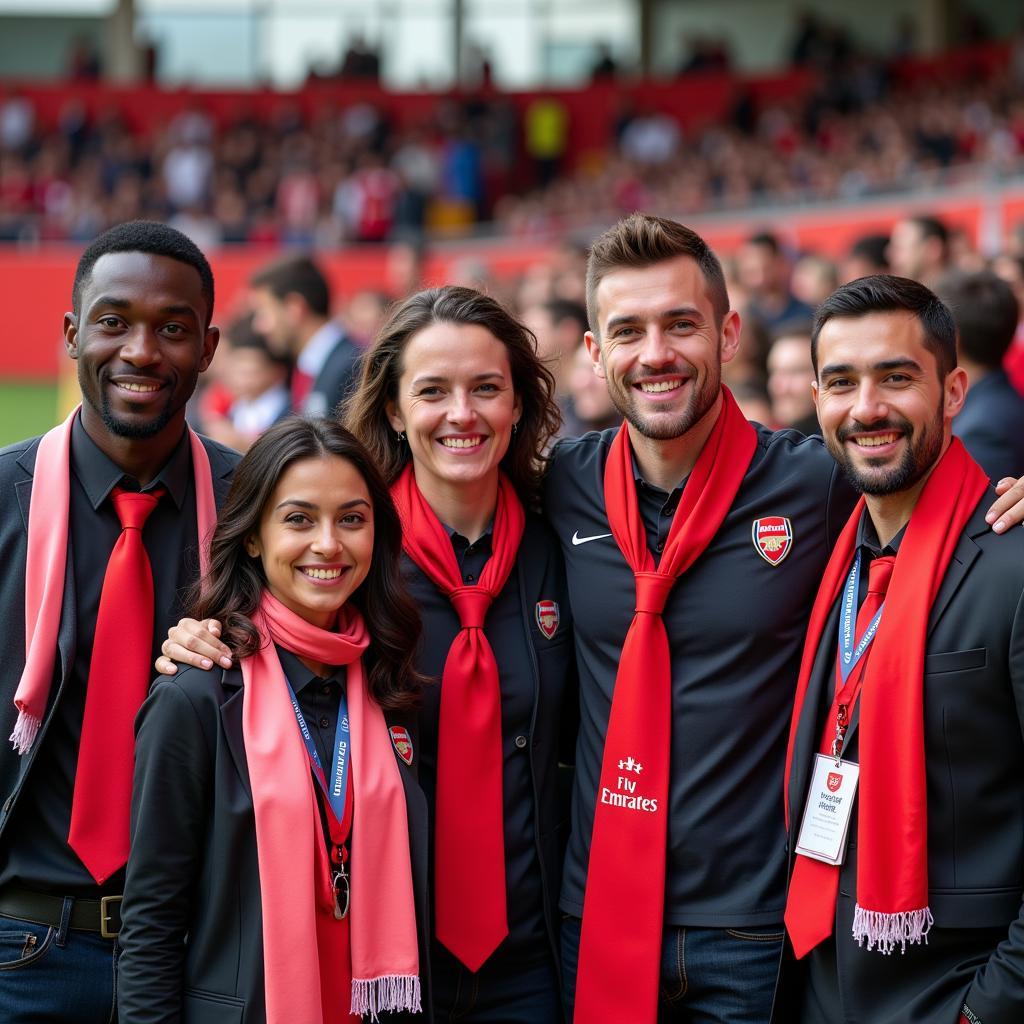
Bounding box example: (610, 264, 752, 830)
(794, 754, 860, 866)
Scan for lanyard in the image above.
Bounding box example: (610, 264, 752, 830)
(836, 551, 885, 687)
(285, 680, 352, 843)
(830, 551, 885, 760)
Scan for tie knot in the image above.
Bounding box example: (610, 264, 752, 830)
(634, 571, 676, 616)
(451, 586, 493, 630)
(867, 554, 895, 598)
(112, 486, 163, 531)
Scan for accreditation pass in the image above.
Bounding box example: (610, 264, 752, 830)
(795, 755, 860, 866)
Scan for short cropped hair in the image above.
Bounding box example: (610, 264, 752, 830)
(250, 255, 330, 318)
(585, 213, 729, 335)
(72, 220, 215, 325)
(811, 274, 957, 378)
(935, 270, 1019, 369)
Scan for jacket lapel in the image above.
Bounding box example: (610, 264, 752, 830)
(220, 679, 251, 798)
(788, 599, 841, 835)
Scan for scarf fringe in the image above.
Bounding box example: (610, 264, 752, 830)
(351, 974, 422, 1021)
(9, 710, 41, 754)
(852, 904, 933, 954)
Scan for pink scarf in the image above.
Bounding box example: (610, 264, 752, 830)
(242, 591, 421, 1023)
(11, 406, 217, 753)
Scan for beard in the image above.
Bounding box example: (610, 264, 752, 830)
(606, 360, 721, 441)
(81, 366, 191, 440)
(826, 409, 944, 496)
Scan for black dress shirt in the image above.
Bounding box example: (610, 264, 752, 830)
(0, 418, 200, 897)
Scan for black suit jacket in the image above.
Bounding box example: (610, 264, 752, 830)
(0, 432, 238, 850)
(953, 370, 1024, 484)
(302, 327, 363, 420)
(118, 665, 432, 1024)
(778, 496, 1024, 1024)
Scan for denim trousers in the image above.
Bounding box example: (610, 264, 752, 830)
(432, 940, 563, 1023)
(561, 915, 783, 1023)
(0, 900, 119, 1024)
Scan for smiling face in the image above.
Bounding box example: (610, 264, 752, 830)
(246, 454, 374, 629)
(586, 255, 739, 440)
(386, 321, 522, 498)
(65, 251, 218, 441)
(812, 311, 967, 496)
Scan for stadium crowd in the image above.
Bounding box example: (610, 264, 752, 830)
(2, 20, 1024, 246)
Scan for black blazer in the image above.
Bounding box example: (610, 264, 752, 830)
(777, 496, 1024, 1024)
(118, 665, 432, 1024)
(953, 370, 1024, 485)
(404, 512, 578, 976)
(0, 433, 238, 849)
(303, 328, 363, 420)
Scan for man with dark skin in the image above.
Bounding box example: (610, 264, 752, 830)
(0, 221, 238, 1022)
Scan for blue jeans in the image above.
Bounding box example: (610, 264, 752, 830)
(432, 941, 562, 1022)
(0, 902, 119, 1023)
(561, 915, 783, 1023)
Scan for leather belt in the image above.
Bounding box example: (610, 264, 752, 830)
(0, 886, 122, 938)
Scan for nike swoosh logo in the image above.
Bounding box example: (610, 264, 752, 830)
(572, 531, 613, 546)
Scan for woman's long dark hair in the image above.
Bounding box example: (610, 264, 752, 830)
(342, 285, 561, 508)
(191, 417, 424, 710)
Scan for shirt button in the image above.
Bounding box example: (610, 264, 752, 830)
(514, 735, 528, 749)
(662, 507, 674, 517)
(655, 541, 664, 552)
(321, 684, 331, 696)
(465, 573, 475, 582)
(319, 716, 330, 729)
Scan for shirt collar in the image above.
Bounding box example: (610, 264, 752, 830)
(70, 413, 192, 511)
(630, 449, 688, 499)
(855, 509, 907, 557)
(276, 645, 344, 694)
(443, 520, 495, 554)
(296, 321, 345, 377)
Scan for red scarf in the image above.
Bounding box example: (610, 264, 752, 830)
(242, 592, 421, 1022)
(784, 438, 988, 955)
(11, 406, 217, 753)
(391, 464, 525, 972)
(574, 389, 757, 1023)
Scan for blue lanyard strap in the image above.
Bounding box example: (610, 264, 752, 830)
(836, 550, 885, 687)
(285, 679, 351, 826)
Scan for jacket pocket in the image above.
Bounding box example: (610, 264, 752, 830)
(925, 648, 986, 674)
(183, 987, 245, 1024)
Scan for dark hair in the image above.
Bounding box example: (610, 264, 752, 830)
(72, 220, 215, 325)
(251, 255, 330, 318)
(226, 313, 292, 370)
(544, 298, 589, 334)
(811, 274, 957, 378)
(343, 286, 560, 509)
(934, 270, 1019, 369)
(905, 214, 949, 249)
(586, 213, 729, 334)
(848, 233, 890, 272)
(192, 417, 423, 711)
(745, 231, 781, 256)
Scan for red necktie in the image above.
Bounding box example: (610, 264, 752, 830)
(292, 368, 314, 409)
(784, 554, 894, 958)
(68, 486, 163, 884)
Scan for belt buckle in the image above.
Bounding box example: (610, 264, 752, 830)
(100, 895, 122, 939)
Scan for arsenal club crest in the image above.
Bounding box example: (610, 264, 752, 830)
(827, 772, 843, 793)
(535, 600, 560, 639)
(752, 516, 793, 566)
(389, 726, 414, 766)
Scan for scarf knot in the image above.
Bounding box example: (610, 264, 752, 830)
(634, 571, 677, 616)
(450, 586, 493, 630)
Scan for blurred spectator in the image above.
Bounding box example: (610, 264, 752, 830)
(887, 214, 950, 287)
(523, 298, 589, 437)
(590, 45, 619, 82)
(736, 232, 814, 331)
(567, 342, 620, 435)
(791, 252, 837, 308)
(340, 35, 381, 81)
(990, 252, 1024, 394)
(934, 270, 1024, 482)
(67, 36, 101, 81)
(766, 321, 819, 434)
(249, 254, 362, 418)
(524, 98, 569, 188)
(201, 316, 292, 451)
(841, 233, 890, 284)
(0, 90, 34, 154)
(730, 379, 774, 425)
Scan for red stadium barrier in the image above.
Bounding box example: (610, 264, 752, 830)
(3, 180, 1023, 381)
